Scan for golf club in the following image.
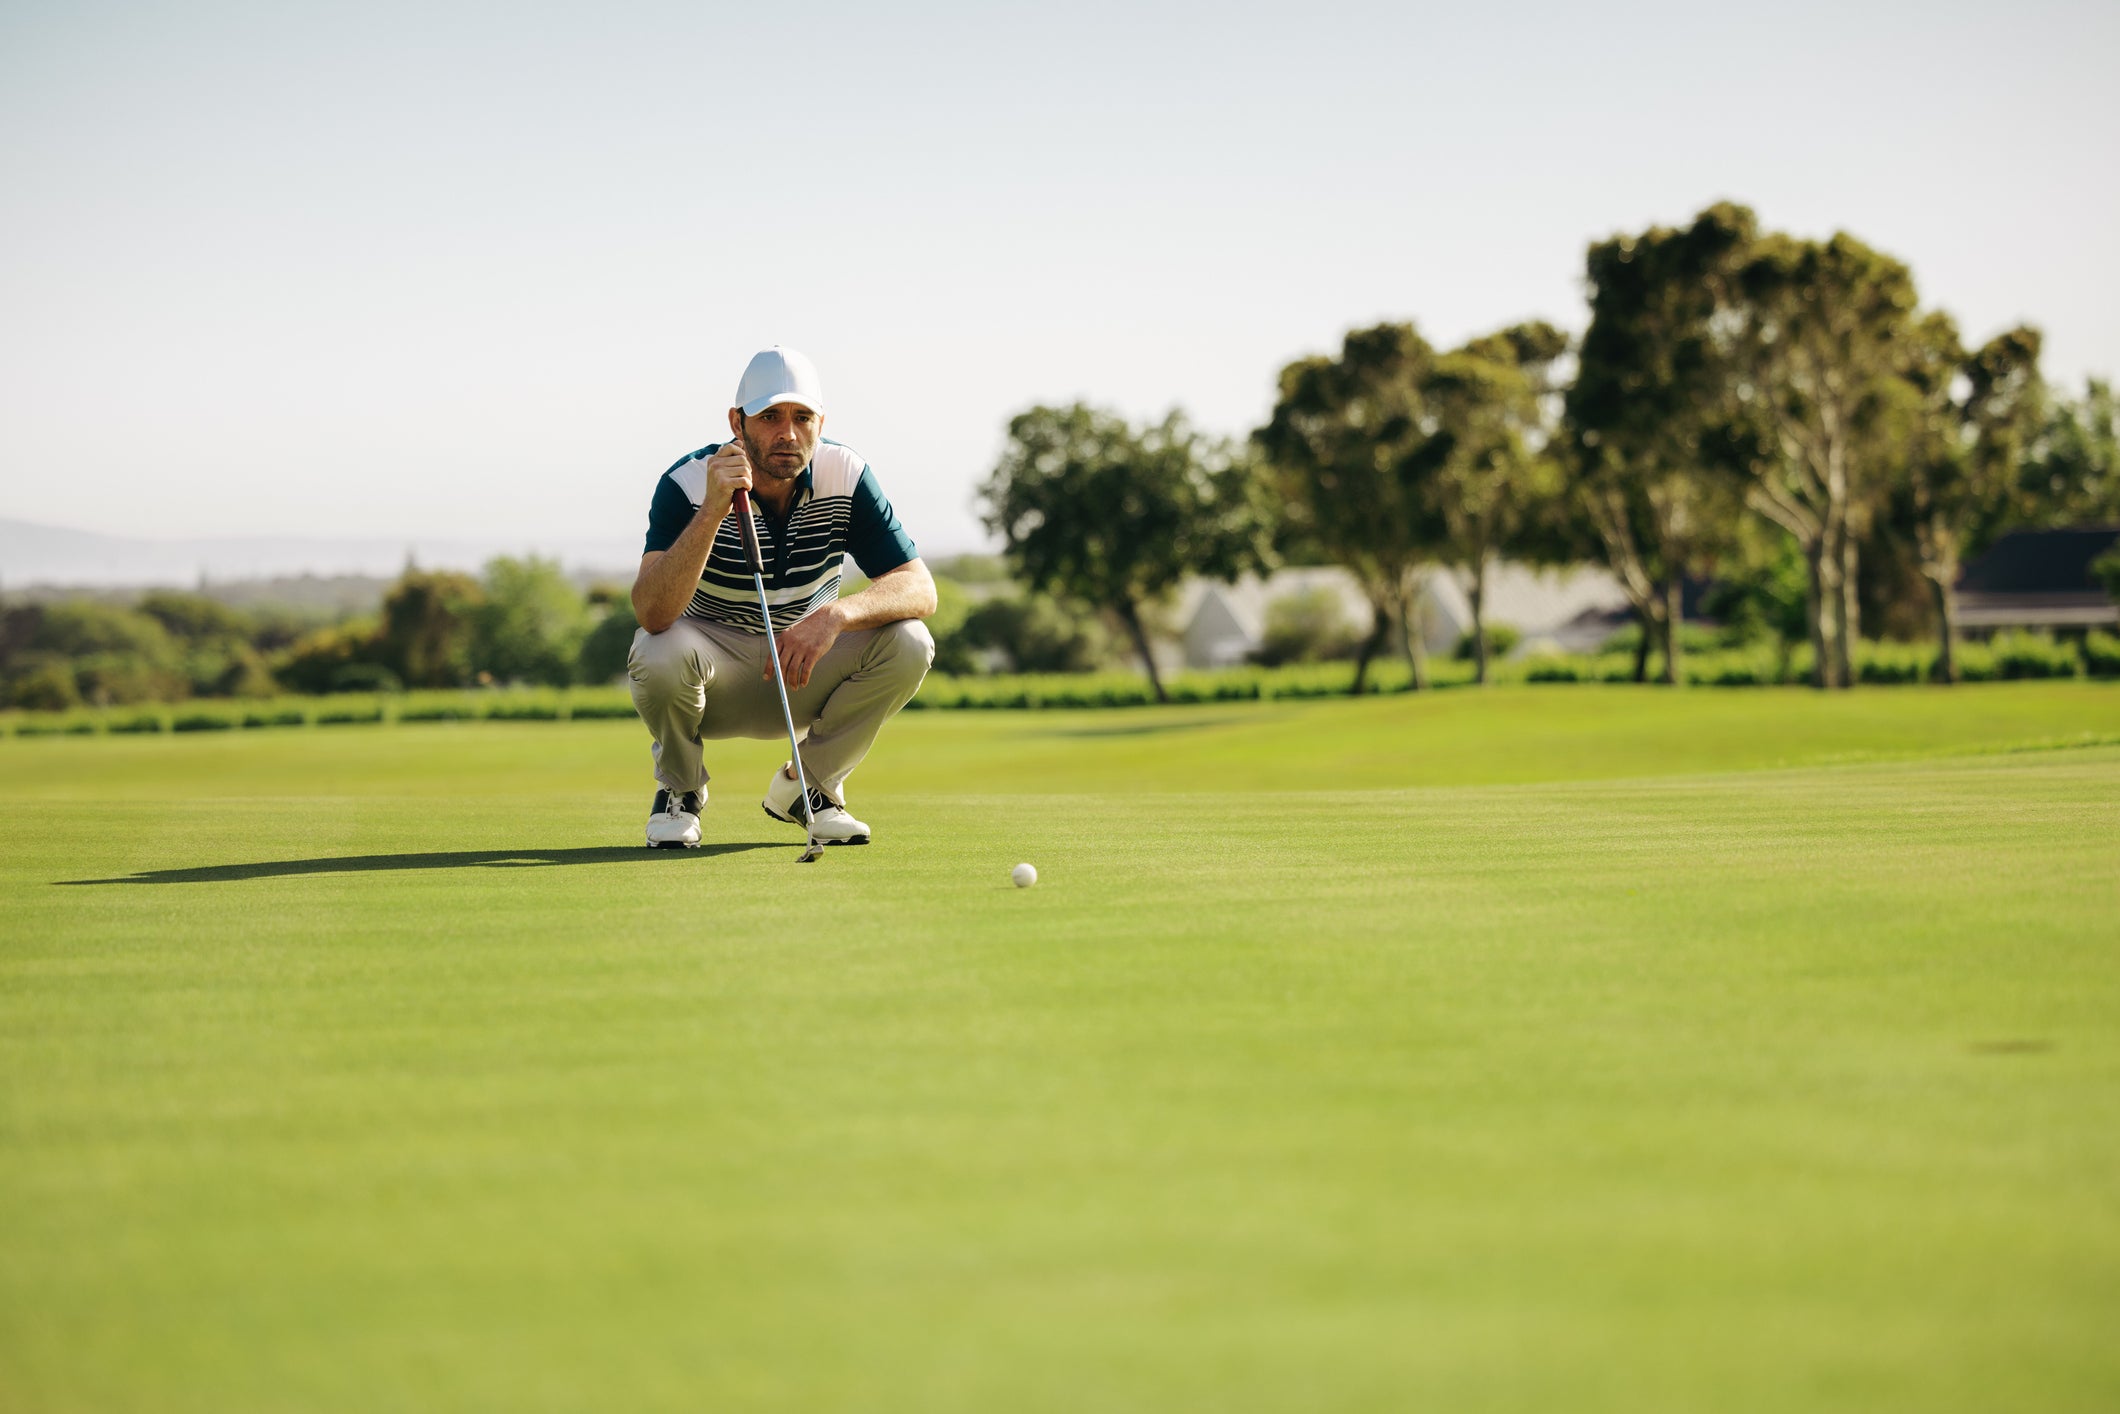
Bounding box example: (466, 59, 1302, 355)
(732, 485, 825, 863)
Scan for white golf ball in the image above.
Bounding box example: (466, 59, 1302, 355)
(1012, 862, 1038, 889)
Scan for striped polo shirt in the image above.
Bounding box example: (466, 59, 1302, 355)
(642, 439, 919, 635)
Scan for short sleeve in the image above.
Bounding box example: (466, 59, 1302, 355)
(642, 468, 699, 556)
(846, 464, 919, 577)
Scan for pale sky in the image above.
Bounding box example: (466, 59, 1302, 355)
(4, 0, 2117, 563)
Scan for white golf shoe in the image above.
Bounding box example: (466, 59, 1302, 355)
(761, 767, 870, 845)
(645, 787, 705, 848)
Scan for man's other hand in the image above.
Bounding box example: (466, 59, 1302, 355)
(772, 603, 845, 692)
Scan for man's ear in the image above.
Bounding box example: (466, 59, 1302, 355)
(727, 407, 744, 438)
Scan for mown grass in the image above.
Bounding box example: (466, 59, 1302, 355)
(2, 684, 2117, 1413)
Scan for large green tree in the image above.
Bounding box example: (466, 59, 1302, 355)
(1893, 318, 2044, 682)
(377, 568, 485, 688)
(1422, 321, 1571, 684)
(1716, 230, 1925, 688)
(1255, 324, 1448, 692)
(1566, 206, 1753, 685)
(980, 404, 1265, 703)
(473, 556, 593, 687)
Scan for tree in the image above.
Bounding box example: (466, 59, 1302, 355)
(575, 598, 640, 684)
(1716, 230, 1924, 689)
(1255, 324, 1449, 692)
(2020, 379, 2120, 525)
(981, 404, 1266, 703)
(137, 590, 276, 697)
(377, 569, 485, 688)
(1422, 321, 1571, 684)
(473, 556, 593, 687)
(1566, 206, 1753, 685)
(21, 601, 185, 705)
(1893, 318, 2044, 682)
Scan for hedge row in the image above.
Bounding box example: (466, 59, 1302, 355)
(1523, 631, 2117, 687)
(5, 633, 2116, 736)
(1, 686, 642, 737)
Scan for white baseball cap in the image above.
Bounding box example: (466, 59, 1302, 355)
(734, 346, 824, 417)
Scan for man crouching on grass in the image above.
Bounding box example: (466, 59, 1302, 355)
(627, 346, 936, 848)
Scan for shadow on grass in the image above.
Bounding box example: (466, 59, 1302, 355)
(1033, 715, 1271, 740)
(58, 842, 786, 886)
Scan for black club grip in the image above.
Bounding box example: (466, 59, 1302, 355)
(732, 488, 765, 576)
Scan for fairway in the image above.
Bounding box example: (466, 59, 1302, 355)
(4, 684, 2118, 1412)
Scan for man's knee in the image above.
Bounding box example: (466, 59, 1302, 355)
(876, 618, 935, 678)
(628, 625, 714, 694)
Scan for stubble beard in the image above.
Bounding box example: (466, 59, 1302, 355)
(740, 426, 808, 485)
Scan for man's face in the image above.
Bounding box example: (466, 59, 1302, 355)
(734, 402, 824, 484)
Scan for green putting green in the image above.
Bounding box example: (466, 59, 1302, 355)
(3, 683, 2117, 1412)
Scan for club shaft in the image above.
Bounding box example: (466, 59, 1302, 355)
(734, 489, 819, 837)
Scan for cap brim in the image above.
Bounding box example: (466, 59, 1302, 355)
(739, 392, 822, 417)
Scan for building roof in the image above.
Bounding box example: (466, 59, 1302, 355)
(1959, 526, 2118, 595)
(1956, 526, 2118, 630)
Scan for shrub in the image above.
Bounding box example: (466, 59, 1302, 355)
(1690, 647, 1782, 686)
(953, 595, 1113, 674)
(172, 711, 236, 732)
(316, 705, 382, 726)
(242, 707, 308, 728)
(485, 700, 562, 721)
(1954, 640, 1998, 682)
(1453, 623, 1522, 661)
(107, 712, 166, 734)
(566, 699, 638, 720)
(330, 662, 403, 694)
(2081, 631, 2120, 679)
(1255, 588, 1359, 666)
(1989, 631, 2080, 681)
(276, 621, 382, 695)
(1597, 621, 1724, 657)
(3, 655, 82, 711)
(1854, 641, 1933, 685)
(190, 643, 279, 698)
(397, 704, 471, 722)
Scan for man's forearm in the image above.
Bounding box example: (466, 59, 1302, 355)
(829, 561, 937, 632)
(632, 508, 725, 632)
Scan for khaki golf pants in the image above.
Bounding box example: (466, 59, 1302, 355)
(627, 615, 934, 800)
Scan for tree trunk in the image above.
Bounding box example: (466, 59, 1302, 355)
(1397, 577, 1429, 692)
(1804, 539, 1840, 690)
(1660, 578, 1683, 687)
(1631, 607, 1652, 684)
(1931, 574, 1959, 685)
(1117, 599, 1168, 704)
(1470, 560, 1489, 686)
(1351, 601, 1390, 696)
(1835, 531, 1860, 690)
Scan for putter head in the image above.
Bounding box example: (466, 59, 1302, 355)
(797, 840, 824, 863)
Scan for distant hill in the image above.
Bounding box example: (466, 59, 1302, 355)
(0, 518, 638, 591)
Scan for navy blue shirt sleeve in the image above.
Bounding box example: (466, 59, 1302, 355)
(642, 450, 713, 555)
(846, 465, 919, 577)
